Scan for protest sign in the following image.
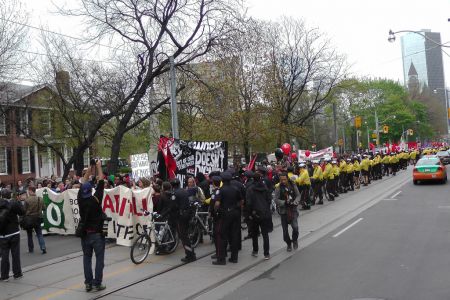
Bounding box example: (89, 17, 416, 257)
(37, 186, 153, 247)
(130, 153, 151, 180)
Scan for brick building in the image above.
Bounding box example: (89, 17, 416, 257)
(0, 83, 89, 186)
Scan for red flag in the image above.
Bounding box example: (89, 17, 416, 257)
(369, 143, 375, 150)
(158, 136, 177, 180)
(247, 154, 257, 171)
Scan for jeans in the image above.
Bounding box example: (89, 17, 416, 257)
(280, 212, 299, 246)
(81, 233, 105, 286)
(0, 234, 22, 279)
(26, 224, 46, 251)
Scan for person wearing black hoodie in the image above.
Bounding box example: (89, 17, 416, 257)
(0, 189, 25, 281)
(246, 172, 272, 260)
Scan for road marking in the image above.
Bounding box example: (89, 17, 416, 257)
(390, 191, 402, 199)
(332, 218, 364, 238)
(382, 198, 398, 201)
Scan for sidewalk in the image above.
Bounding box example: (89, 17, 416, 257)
(0, 169, 411, 300)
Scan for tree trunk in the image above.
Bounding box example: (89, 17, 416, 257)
(73, 149, 86, 177)
(61, 157, 75, 182)
(108, 129, 125, 175)
(243, 140, 250, 164)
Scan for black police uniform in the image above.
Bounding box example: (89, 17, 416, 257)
(172, 185, 196, 261)
(213, 173, 241, 264)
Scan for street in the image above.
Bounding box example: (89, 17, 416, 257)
(1, 166, 431, 300)
(223, 170, 450, 300)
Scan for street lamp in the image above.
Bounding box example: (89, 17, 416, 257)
(388, 29, 450, 48)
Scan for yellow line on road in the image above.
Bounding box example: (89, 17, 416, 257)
(37, 255, 166, 300)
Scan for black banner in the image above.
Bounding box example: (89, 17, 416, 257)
(168, 139, 228, 184)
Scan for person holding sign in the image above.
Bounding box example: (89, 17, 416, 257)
(78, 160, 107, 292)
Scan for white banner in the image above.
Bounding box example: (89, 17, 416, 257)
(298, 147, 333, 160)
(37, 186, 153, 247)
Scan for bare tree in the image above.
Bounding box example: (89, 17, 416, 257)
(264, 17, 348, 144)
(56, 0, 243, 174)
(0, 0, 28, 82)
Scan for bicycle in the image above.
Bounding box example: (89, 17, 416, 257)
(188, 202, 214, 249)
(130, 211, 179, 265)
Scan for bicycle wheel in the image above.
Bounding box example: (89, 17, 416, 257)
(188, 222, 201, 248)
(161, 229, 179, 254)
(130, 233, 152, 264)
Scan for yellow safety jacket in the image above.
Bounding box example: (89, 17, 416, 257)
(312, 166, 324, 181)
(296, 169, 311, 186)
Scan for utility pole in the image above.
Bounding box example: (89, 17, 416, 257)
(169, 56, 179, 139)
(342, 127, 346, 153)
(375, 111, 379, 146)
(333, 102, 338, 152)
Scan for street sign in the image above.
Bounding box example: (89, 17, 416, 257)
(354, 116, 362, 128)
(338, 139, 344, 146)
(371, 133, 377, 139)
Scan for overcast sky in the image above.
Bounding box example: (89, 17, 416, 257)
(25, 0, 450, 85)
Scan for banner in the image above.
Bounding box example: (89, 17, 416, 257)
(298, 147, 333, 160)
(37, 186, 153, 247)
(159, 138, 228, 184)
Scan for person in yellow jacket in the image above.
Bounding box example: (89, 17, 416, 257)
(360, 155, 370, 186)
(322, 158, 335, 201)
(382, 153, 390, 177)
(410, 150, 417, 164)
(345, 158, 354, 191)
(311, 160, 324, 205)
(331, 161, 340, 197)
(389, 153, 399, 175)
(296, 162, 312, 209)
(339, 158, 347, 193)
(353, 157, 361, 189)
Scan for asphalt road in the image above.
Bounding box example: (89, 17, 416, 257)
(18, 232, 81, 267)
(223, 171, 450, 300)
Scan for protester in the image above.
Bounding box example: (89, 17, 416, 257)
(23, 186, 46, 254)
(275, 173, 300, 251)
(78, 160, 107, 292)
(246, 172, 272, 260)
(0, 188, 25, 281)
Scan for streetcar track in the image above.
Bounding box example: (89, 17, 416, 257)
(11, 171, 405, 300)
(91, 172, 407, 299)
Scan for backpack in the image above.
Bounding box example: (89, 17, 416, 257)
(0, 202, 10, 233)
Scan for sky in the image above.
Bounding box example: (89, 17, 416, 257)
(23, 0, 450, 85)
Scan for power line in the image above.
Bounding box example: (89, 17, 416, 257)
(0, 16, 132, 53)
(16, 48, 119, 64)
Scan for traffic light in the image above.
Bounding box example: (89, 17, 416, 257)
(383, 125, 389, 134)
(354, 116, 362, 128)
(408, 129, 414, 136)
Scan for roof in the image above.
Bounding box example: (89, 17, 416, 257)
(0, 82, 48, 104)
(408, 62, 418, 76)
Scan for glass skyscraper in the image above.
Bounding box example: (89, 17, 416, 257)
(401, 29, 448, 135)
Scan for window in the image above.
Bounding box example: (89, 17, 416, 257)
(83, 149, 90, 168)
(18, 109, 29, 135)
(0, 147, 7, 175)
(41, 111, 51, 136)
(0, 113, 5, 135)
(21, 147, 31, 173)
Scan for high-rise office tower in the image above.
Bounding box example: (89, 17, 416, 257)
(401, 29, 448, 135)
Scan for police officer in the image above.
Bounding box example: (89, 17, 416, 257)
(212, 172, 241, 265)
(171, 178, 196, 263)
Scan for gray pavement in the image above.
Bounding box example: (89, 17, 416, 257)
(0, 167, 414, 300)
(222, 170, 450, 300)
